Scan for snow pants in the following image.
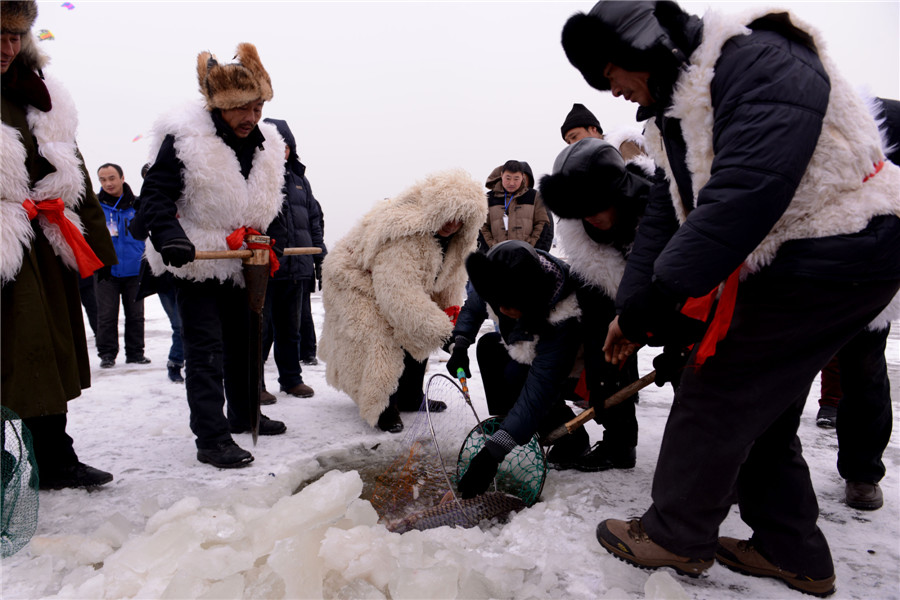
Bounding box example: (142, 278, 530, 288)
(642, 274, 900, 580)
(175, 279, 253, 449)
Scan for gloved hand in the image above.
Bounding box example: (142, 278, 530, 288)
(95, 265, 112, 281)
(652, 346, 692, 388)
(618, 283, 706, 347)
(457, 441, 504, 499)
(314, 260, 323, 291)
(446, 336, 471, 378)
(159, 238, 195, 268)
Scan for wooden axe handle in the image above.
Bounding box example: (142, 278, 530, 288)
(542, 370, 657, 445)
(194, 246, 322, 260)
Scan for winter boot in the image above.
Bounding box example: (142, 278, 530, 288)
(574, 442, 636, 472)
(845, 481, 883, 510)
(39, 462, 114, 490)
(99, 356, 115, 369)
(125, 355, 151, 364)
(377, 405, 404, 433)
(282, 382, 314, 398)
(229, 415, 286, 436)
(597, 519, 713, 577)
(197, 440, 253, 469)
(167, 361, 184, 383)
(260, 389, 277, 405)
(716, 537, 836, 597)
(816, 405, 837, 428)
(546, 427, 590, 470)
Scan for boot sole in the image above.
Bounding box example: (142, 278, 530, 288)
(197, 454, 254, 469)
(596, 523, 713, 578)
(715, 549, 836, 597)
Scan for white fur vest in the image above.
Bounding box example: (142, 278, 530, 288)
(643, 8, 900, 275)
(1, 75, 88, 285)
(143, 102, 285, 285)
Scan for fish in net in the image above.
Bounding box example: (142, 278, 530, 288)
(370, 374, 546, 533)
(2, 406, 39, 558)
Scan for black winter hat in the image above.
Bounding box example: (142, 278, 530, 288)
(561, 103, 603, 140)
(539, 138, 649, 219)
(466, 241, 555, 315)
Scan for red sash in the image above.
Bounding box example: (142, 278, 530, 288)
(226, 226, 280, 276)
(23, 198, 104, 278)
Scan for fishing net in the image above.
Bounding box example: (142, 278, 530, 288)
(2, 406, 39, 558)
(370, 374, 546, 531)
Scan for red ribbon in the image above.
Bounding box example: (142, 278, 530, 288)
(23, 198, 105, 278)
(226, 226, 280, 276)
(680, 265, 742, 367)
(444, 305, 460, 326)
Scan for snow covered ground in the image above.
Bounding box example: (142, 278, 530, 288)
(2, 294, 898, 600)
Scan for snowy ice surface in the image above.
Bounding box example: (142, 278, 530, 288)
(1, 295, 898, 600)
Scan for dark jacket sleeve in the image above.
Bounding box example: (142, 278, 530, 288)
(137, 135, 189, 252)
(652, 27, 829, 298)
(451, 284, 488, 343)
(307, 182, 326, 257)
(499, 316, 582, 445)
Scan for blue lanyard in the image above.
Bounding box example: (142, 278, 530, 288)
(504, 192, 512, 213)
(108, 194, 123, 223)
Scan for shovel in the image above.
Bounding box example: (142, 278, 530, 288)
(195, 238, 321, 444)
(542, 370, 657, 445)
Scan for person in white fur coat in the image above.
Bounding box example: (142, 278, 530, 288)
(319, 169, 486, 433)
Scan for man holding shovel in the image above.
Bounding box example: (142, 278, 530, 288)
(138, 43, 287, 469)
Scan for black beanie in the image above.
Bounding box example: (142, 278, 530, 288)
(561, 103, 603, 140)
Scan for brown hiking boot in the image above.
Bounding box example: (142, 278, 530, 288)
(260, 390, 277, 405)
(596, 519, 713, 577)
(845, 481, 883, 510)
(716, 537, 836, 597)
(282, 383, 314, 398)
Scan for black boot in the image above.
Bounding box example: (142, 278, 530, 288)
(167, 361, 184, 383)
(574, 442, 637, 472)
(377, 405, 404, 433)
(197, 440, 253, 468)
(39, 462, 114, 490)
(546, 427, 590, 470)
(229, 415, 286, 436)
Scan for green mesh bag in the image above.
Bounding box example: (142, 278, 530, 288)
(2, 406, 39, 558)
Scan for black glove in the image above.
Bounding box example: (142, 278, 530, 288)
(457, 442, 504, 499)
(618, 283, 706, 347)
(652, 346, 692, 388)
(159, 238, 195, 268)
(95, 265, 112, 281)
(446, 336, 471, 378)
(314, 260, 323, 292)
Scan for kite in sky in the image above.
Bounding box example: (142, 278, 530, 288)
(131, 134, 143, 143)
(38, 29, 54, 41)
(61, 2, 75, 10)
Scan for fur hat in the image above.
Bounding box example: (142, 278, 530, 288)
(539, 137, 649, 219)
(1, 1, 37, 34)
(561, 103, 603, 140)
(466, 240, 555, 315)
(196, 43, 273, 111)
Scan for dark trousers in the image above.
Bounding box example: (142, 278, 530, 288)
(642, 275, 900, 579)
(22, 413, 78, 475)
(175, 278, 253, 448)
(158, 287, 184, 366)
(78, 275, 98, 336)
(299, 287, 317, 361)
(96, 275, 144, 360)
(835, 324, 892, 484)
(388, 351, 428, 410)
(476, 332, 576, 437)
(262, 279, 306, 390)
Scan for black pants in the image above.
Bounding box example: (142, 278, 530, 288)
(836, 324, 892, 484)
(96, 275, 144, 360)
(299, 287, 317, 361)
(175, 279, 253, 449)
(642, 275, 900, 579)
(262, 279, 306, 390)
(476, 332, 576, 438)
(22, 414, 78, 475)
(388, 351, 428, 411)
(79, 275, 98, 336)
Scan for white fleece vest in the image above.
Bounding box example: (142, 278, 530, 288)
(1, 76, 88, 285)
(144, 102, 285, 286)
(643, 8, 900, 275)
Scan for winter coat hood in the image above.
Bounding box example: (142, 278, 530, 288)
(263, 117, 307, 177)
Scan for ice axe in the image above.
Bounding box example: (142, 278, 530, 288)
(194, 237, 321, 444)
(541, 370, 657, 445)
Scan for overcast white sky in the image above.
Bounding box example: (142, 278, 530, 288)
(32, 0, 900, 246)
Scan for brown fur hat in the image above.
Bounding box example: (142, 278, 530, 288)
(196, 42, 273, 111)
(1, 0, 37, 34)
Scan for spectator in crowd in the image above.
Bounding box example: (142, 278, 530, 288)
(561, 102, 604, 145)
(138, 43, 288, 468)
(95, 163, 149, 368)
(300, 197, 326, 366)
(562, 1, 900, 595)
(480, 160, 551, 252)
(1, 0, 116, 489)
(319, 169, 486, 433)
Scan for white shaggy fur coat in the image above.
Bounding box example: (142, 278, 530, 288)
(143, 102, 285, 286)
(319, 169, 487, 426)
(1, 76, 88, 285)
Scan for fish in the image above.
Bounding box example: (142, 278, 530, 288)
(386, 491, 526, 534)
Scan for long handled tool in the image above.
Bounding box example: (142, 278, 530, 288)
(542, 370, 657, 445)
(194, 239, 321, 444)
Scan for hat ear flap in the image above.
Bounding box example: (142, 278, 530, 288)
(234, 42, 273, 102)
(561, 13, 613, 92)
